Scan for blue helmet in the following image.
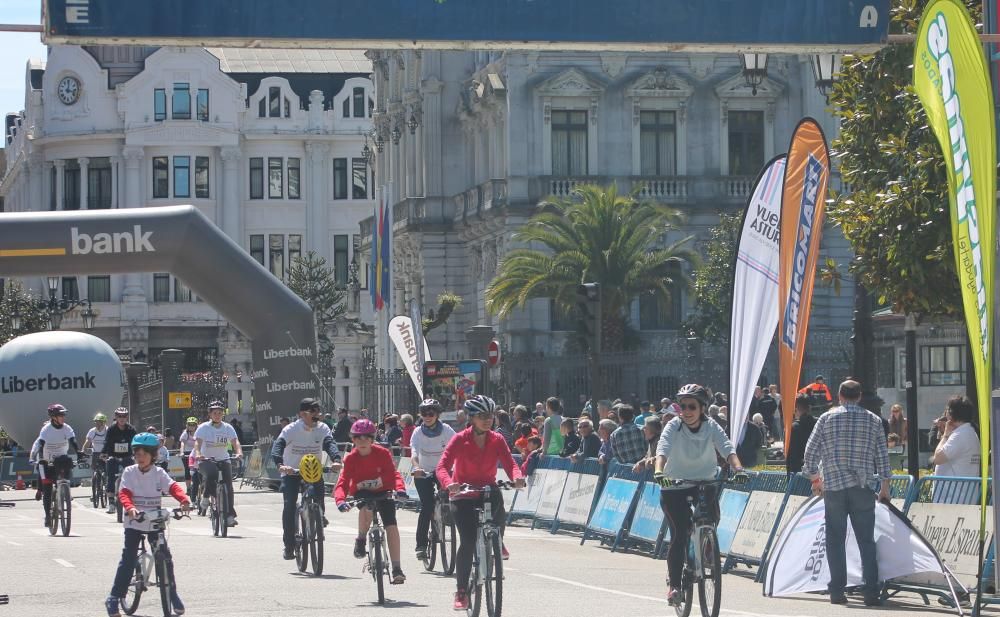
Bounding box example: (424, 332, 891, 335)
(131, 432, 160, 449)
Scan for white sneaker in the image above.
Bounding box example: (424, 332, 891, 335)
(106, 503, 116, 514)
(225, 515, 237, 526)
(200, 498, 210, 510)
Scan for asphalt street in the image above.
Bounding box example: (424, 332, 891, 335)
(0, 486, 975, 617)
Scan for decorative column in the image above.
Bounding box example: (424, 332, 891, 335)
(121, 147, 145, 296)
(42, 161, 53, 210)
(405, 124, 416, 198)
(77, 157, 90, 210)
(54, 159, 65, 211)
(305, 142, 330, 254)
(220, 147, 242, 243)
(27, 153, 44, 213)
(110, 155, 121, 208)
(422, 78, 443, 197)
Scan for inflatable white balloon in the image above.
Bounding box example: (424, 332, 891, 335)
(0, 331, 123, 448)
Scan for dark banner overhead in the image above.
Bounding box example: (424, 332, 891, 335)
(44, 0, 889, 52)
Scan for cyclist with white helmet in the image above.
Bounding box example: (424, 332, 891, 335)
(654, 383, 746, 607)
(410, 398, 456, 560)
(334, 417, 408, 584)
(83, 412, 109, 488)
(101, 407, 137, 513)
(32, 404, 84, 527)
(272, 397, 344, 561)
(193, 401, 243, 527)
(436, 395, 525, 611)
(179, 416, 198, 495)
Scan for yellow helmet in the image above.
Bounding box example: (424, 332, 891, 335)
(185, 417, 198, 425)
(299, 454, 323, 484)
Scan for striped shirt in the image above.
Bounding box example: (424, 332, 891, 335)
(802, 403, 890, 491)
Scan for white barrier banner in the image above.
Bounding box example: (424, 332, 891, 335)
(557, 472, 601, 526)
(729, 155, 786, 447)
(902, 502, 993, 588)
(396, 457, 419, 500)
(512, 469, 547, 515)
(765, 496, 961, 603)
(496, 467, 517, 512)
(730, 490, 786, 560)
(535, 469, 568, 519)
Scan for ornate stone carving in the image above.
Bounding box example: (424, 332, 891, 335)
(121, 146, 144, 166)
(220, 146, 242, 163)
(626, 67, 694, 99)
(537, 68, 604, 98)
(688, 56, 715, 80)
(714, 71, 785, 100)
(600, 53, 628, 78)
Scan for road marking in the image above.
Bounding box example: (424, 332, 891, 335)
(53, 558, 75, 568)
(6, 541, 22, 546)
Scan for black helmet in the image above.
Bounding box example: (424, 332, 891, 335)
(675, 384, 710, 408)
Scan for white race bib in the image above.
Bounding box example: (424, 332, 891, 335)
(115, 442, 129, 454)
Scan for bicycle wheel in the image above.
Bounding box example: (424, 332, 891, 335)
(308, 503, 324, 576)
(697, 528, 722, 617)
(97, 471, 107, 508)
(59, 482, 72, 536)
(467, 534, 484, 617)
(155, 550, 173, 617)
(218, 483, 230, 538)
(372, 528, 386, 605)
(294, 507, 309, 572)
(91, 472, 101, 508)
(116, 476, 124, 523)
(120, 557, 146, 615)
(422, 520, 438, 572)
(674, 565, 694, 617)
(442, 517, 457, 575)
(484, 533, 504, 617)
(47, 490, 58, 536)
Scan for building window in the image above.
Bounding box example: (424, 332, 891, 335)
(639, 291, 681, 330)
(268, 158, 283, 198)
(87, 276, 111, 302)
(62, 277, 79, 301)
(249, 235, 265, 266)
(153, 273, 171, 302)
(334, 234, 349, 285)
(288, 157, 301, 199)
(49, 167, 56, 210)
(172, 83, 191, 120)
(195, 156, 210, 198)
(289, 234, 302, 267)
(354, 234, 367, 289)
(875, 346, 896, 389)
(64, 160, 80, 210)
(727, 110, 764, 176)
(154, 88, 166, 121)
(173, 156, 190, 198)
(87, 158, 112, 209)
(342, 98, 350, 118)
(269, 87, 281, 118)
(174, 278, 192, 302)
(920, 344, 965, 386)
(352, 159, 368, 199)
(197, 89, 209, 121)
(269, 234, 285, 279)
(352, 87, 365, 118)
(153, 157, 169, 198)
(551, 110, 588, 176)
(258, 97, 266, 118)
(249, 158, 264, 199)
(639, 111, 676, 176)
(333, 158, 348, 199)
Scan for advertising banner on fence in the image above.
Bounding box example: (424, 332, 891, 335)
(717, 489, 751, 555)
(630, 482, 666, 542)
(913, 0, 996, 538)
(730, 155, 786, 447)
(904, 502, 993, 588)
(778, 119, 830, 447)
(388, 315, 432, 393)
(587, 478, 639, 535)
(765, 496, 962, 605)
(557, 471, 601, 526)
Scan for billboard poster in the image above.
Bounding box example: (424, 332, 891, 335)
(423, 360, 487, 421)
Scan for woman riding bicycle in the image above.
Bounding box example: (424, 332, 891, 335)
(435, 395, 525, 611)
(654, 384, 745, 607)
(409, 398, 456, 561)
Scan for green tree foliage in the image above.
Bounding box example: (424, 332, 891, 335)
(682, 211, 742, 342)
(0, 280, 54, 346)
(422, 291, 463, 336)
(826, 0, 979, 317)
(287, 251, 347, 356)
(485, 184, 697, 351)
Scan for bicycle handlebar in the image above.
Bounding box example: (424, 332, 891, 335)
(133, 507, 191, 523)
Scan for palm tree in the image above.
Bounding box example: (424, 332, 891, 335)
(485, 183, 698, 351)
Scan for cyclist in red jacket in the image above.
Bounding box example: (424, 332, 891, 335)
(436, 395, 525, 611)
(334, 418, 408, 584)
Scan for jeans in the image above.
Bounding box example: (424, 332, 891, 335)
(660, 485, 719, 588)
(106, 457, 134, 493)
(40, 455, 74, 516)
(824, 486, 879, 597)
(110, 528, 177, 599)
(453, 491, 505, 592)
(414, 476, 439, 550)
(199, 459, 236, 517)
(280, 475, 325, 549)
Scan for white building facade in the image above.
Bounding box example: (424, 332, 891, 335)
(1, 45, 377, 410)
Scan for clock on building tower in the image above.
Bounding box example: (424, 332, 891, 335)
(57, 76, 81, 105)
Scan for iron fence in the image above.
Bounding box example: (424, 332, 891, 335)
(359, 346, 419, 419)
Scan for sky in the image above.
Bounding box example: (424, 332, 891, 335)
(0, 1, 48, 117)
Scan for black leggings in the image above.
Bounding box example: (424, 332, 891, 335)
(453, 491, 505, 592)
(414, 476, 439, 549)
(660, 486, 719, 588)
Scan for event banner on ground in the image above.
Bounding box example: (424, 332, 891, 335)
(44, 0, 889, 51)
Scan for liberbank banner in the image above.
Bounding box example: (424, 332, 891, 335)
(777, 119, 830, 447)
(914, 0, 996, 542)
(43, 0, 889, 52)
(0, 206, 317, 441)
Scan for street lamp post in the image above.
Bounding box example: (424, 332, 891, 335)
(739, 52, 768, 95)
(6, 278, 98, 333)
(811, 53, 843, 100)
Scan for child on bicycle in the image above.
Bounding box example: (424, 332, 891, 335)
(105, 432, 191, 617)
(333, 418, 408, 584)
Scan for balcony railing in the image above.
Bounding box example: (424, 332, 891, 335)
(455, 179, 508, 221)
(531, 175, 753, 204)
(632, 176, 689, 201)
(716, 175, 756, 200)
